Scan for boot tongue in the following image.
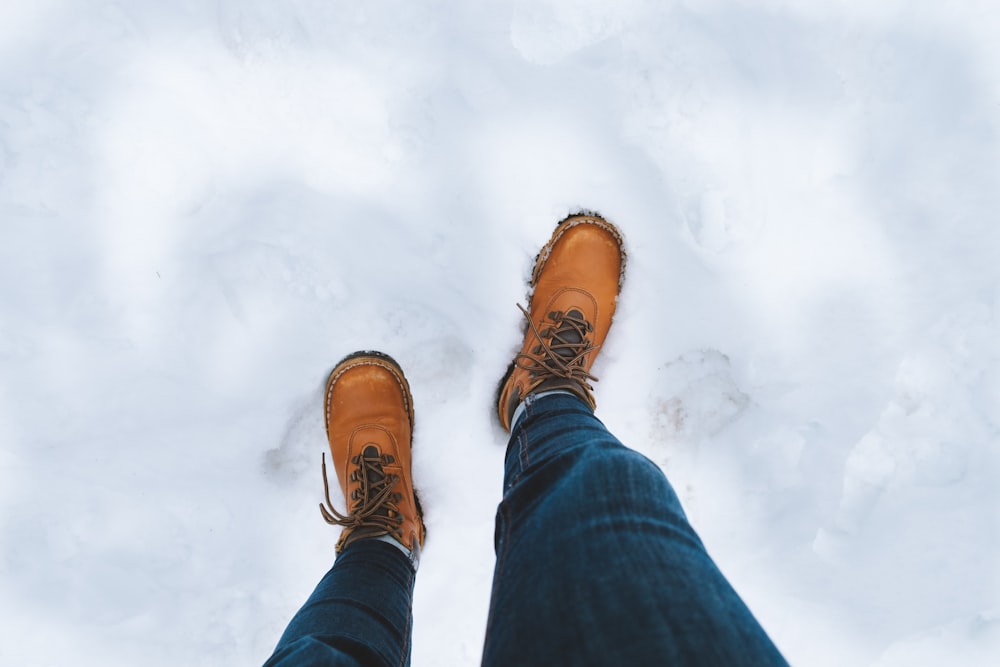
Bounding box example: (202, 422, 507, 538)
(553, 309, 585, 360)
(362, 445, 386, 485)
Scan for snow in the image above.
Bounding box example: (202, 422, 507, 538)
(2, 1, 998, 665)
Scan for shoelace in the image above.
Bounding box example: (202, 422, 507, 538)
(514, 304, 600, 391)
(320, 445, 404, 552)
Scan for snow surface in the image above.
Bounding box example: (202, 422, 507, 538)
(2, 1, 999, 665)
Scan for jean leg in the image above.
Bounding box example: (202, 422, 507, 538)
(265, 539, 416, 667)
(482, 393, 787, 666)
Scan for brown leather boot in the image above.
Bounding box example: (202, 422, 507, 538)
(320, 351, 425, 555)
(496, 212, 626, 431)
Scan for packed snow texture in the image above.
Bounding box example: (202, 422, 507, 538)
(2, 1, 999, 665)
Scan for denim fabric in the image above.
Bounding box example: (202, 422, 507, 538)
(265, 393, 787, 667)
(264, 539, 415, 667)
(481, 393, 788, 666)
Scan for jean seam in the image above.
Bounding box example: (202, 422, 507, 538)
(518, 427, 530, 479)
(488, 501, 512, 627)
(397, 607, 411, 667)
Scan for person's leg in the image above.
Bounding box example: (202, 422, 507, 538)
(482, 392, 787, 666)
(265, 540, 415, 667)
(486, 213, 786, 665)
(264, 352, 425, 667)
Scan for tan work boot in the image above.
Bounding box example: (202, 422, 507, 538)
(496, 212, 626, 431)
(320, 351, 425, 555)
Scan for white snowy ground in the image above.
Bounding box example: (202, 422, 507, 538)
(2, 0, 999, 665)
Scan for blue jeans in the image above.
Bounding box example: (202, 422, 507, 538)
(265, 394, 787, 666)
